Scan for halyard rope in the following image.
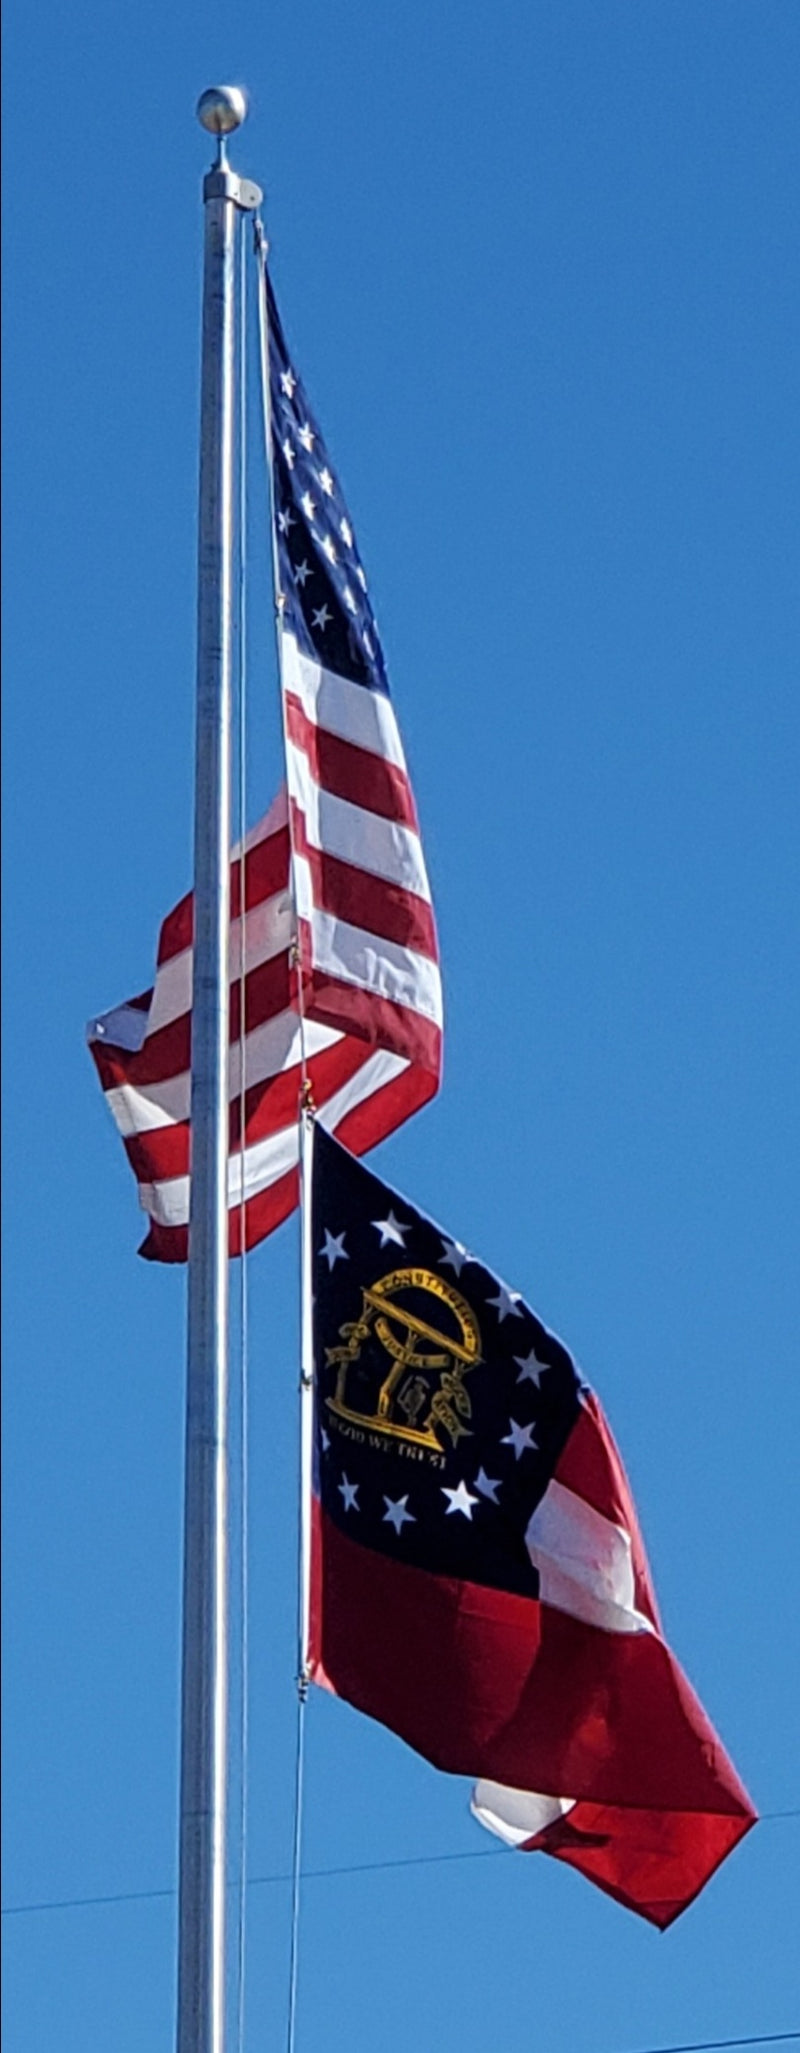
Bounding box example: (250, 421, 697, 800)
(286, 1679, 308, 2053)
(253, 213, 310, 2053)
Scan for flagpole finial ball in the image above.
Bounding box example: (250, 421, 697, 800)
(196, 86, 248, 135)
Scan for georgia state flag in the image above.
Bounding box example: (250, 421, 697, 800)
(303, 1120, 756, 1928)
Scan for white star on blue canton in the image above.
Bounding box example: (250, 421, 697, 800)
(356, 566, 367, 590)
(514, 1346, 550, 1389)
(320, 1427, 331, 1452)
(487, 1281, 524, 1322)
(282, 438, 295, 469)
(338, 1474, 359, 1512)
(383, 1494, 415, 1533)
(278, 509, 295, 534)
(280, 368, 296, 398)
(321, 534, 338, 564)
(298, 422, 315, 452)
(312, 603, 332, 632)
(340, 517, 353, 547)
(439, 1235, 470, 1277)
(442, 1480, 479, 1519)
(295, 559, 312, 587)
(501, 1419, 538, 1460)
(301, 491, 316, 520)
(320, 1228, 348, 1271)
(474, 1468, 501, 1504)
(342, 585, 357, 613)
(319, 467, 334, 495)
(372, 1211, 409, 1249)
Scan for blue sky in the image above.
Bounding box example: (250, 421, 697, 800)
(3, 3, 799, 2049)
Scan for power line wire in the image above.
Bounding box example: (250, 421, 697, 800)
(3, 1809, 798, 1920)
(630, 2039, 798, 2053)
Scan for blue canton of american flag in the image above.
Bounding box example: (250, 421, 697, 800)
(261, 255, 443, 1123)
(266, 273, 388, 695)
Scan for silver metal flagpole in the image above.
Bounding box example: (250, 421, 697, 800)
(176, 87, 261, 2053)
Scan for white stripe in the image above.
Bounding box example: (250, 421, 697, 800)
(281, 631, 406, 769)
(104, 1013, 342, 1138)
(146, 890, 294, 1037)
(292, 848, 315, 924)
(106, 1082, 179, 1137)
(296, 874, 443, 1024)
(236, 1011, 342, 1099)
(140, 1122, 300, 1226)
(288, 741, 431, 901)
(91, 807, 291, 1049)
(470, 1784, 576, 1849)
(234, 1045, 408, 1198)
(138, 1175, 188, 1225)
(525, 1479, 653, 1636)
(139, 1047, 409, 1225)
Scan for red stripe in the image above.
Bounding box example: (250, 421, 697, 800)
(230, 954, 295, 1044)
(230, 824, 290, 922)
(300, 954, 442, 1074)
(334, 1057, 438, 1155)
(139, 1220, 189, 1263)
(89, 1038, 134, 1097)
(123, 1036, 378, 1184)
(157, 825, 290, 965)
(229, 1166, 299, 1255)
(284, 692, 418, 828)
(139, 1164, 300, 1263)
(522, 1797, 754, 1929)
(133, 1056, 436, 1261)
(123, 1122, 189, 1185)
(291, 804, 438, 958)
(137, 1051, 434, 1260)
(307, 1502, 755, 1923)
(228, 1035, 372, 1148)
(104, 954, 294, 1088)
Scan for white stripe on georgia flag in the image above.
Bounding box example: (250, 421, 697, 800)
(525, 1479, 654, 1636)
(471, 1785, 576, 1849)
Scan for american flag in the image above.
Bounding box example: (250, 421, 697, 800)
(262, 261, 442, 1081)
(87, 263, 442, 1262)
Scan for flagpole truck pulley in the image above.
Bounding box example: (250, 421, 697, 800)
(176, 88, 261, 2053)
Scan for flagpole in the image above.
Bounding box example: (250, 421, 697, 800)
(176, 87, 261, 2053)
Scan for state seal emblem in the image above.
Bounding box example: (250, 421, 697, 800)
(325, 1267, 482, 1452)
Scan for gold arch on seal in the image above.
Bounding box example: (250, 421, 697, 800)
(325, 1266, 482, 1452)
